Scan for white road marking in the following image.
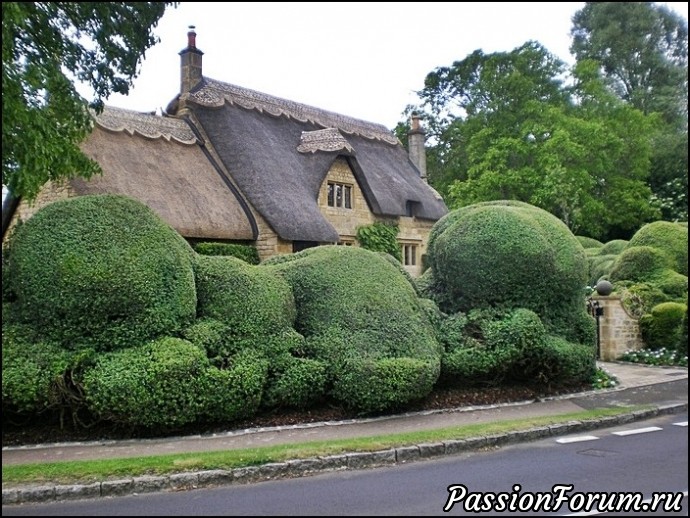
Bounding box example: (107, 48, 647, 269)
(612, 426, 663, 436)
(556, 435, 600, 444)
(672, 421, 688, 427)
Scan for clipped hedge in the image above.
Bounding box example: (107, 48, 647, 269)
(627, 221, 688, 275)
(194, 242, 260, 265)
(610, 246, 675, 283)
(194, 255, 296, 337)
(265, 246, 441, 413)
(427, 200, 591, 343)
(83, 337, 269, 428)
(576, 236, 604, 249)
(2, 324, 74, 414)
(600, 239, 628, 256)
(5, 195, 197, 351)
(639, 302, 687, 351)
(438, 308, 595, 387)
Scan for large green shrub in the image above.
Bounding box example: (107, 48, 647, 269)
(438, 308, 595, 387)
(639, 302, 687, 350)
(427, 200, 591, 343)
(83, 337, 268, 427)
(83, 337, 210, 428)
(576, 236, 604, 249)
(194, 255, 296, 337)
(6, 195, 197, 351)
(194, 242, 260, 265)
(2, 324, 74, 414)
(600, 239, 629, 256)
(678, 302, 688, 358)
(609, 246, 675, 283)
(264, 246, 441, 413)
(627, 221, 688, 275)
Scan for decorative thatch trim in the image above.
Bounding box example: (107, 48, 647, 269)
(95, 106, 197, 145)
(188, 77, 400, 145)
(297, 128, 354, 154)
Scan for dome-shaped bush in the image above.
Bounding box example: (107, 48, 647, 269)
(6, 195, 196, 351)
(264, 246, 441, 413)
(639, 302, 687, 350)
(427, 200, 590, 342)
(600, 239, 628, 256)
(628, 221, 688, 275)
(609, 246, 675, 283)
(194, 255, 296, 337)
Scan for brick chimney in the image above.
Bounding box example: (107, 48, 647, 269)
(179, 25, 203, 94)
(407, 113, 427, 182)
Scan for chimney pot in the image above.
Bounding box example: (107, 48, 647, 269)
(187, 25, 196, 48)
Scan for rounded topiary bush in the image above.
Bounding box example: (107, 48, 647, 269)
(639, 302, 687, 351)
(427, 200, 591, 343)
(576, 236, 604, 249)
(194, 255, 295, 338)
(600, 239, 629, 256)
(627, 221, 688, 275)
(2, 324, 74, 414)
(83, 337, 269, 427)
(6, 195, 197, 351)
(609, 246, 674, 284)
(83, 337, 209, 428)
(264, 246, 441, 413)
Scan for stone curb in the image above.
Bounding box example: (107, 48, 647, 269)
(3, 402, 686, 506)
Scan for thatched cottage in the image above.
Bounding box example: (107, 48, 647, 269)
(3, 29, 447, 276)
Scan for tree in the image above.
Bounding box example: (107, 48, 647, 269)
(2, 2, 176, 201)
(570, 2, 688, 126)
(571, 2, 688, 223)
(411, 43, 660, 240)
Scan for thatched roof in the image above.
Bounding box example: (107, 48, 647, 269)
(75, 107, 257, 241)
(181, 78, 447, 242)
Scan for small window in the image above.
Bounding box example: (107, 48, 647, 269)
(327, 182, 352, 209)
(402, 244, 418, 266)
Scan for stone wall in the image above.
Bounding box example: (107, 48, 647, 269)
(593, 296, 644, 361)
(317, 157, 434, 277)
(3, 181, 76, 242)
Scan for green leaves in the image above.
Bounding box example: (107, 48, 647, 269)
(2, 2, 175, 200)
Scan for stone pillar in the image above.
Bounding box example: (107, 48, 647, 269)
(594, 296, 645, 361)
(407, 114, 427, 182)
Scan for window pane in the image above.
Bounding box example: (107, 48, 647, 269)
(335, 184, 342, 207)
(344, 186, 352, 208)
(411, 245, 416, 265)
(328, 183, 334, 207)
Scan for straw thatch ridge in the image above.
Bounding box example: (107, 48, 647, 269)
(76, 108, 257, 241)
(188, 77, 400, 145)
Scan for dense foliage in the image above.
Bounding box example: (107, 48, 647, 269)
(265, 246, 441, 413)
(355, 222, 401, 261)
(2, 2, 176, 200)
(426, 201, 593, 344)
(5, 195, 197, 351)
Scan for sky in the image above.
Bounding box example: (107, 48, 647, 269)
(102, 2, 688, 130)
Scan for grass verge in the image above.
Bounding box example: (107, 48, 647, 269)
(2, 406, 644, 486)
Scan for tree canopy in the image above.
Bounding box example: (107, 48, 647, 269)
(2, 2, 175, 201)
(402, 3, 688, 240)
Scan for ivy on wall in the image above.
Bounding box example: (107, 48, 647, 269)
(356, 222, 401, 261)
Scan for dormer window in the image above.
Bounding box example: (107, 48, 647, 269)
(327, 182, 352, 209)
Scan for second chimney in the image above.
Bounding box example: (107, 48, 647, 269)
(179, 25, 204, 95)
(407, 113, 427, 182)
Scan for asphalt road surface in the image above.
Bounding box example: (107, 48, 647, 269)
(4, 413, 687, 516)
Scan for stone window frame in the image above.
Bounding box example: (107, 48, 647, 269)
(401, 242, 419, 267)
(327, 181, 353, 209)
